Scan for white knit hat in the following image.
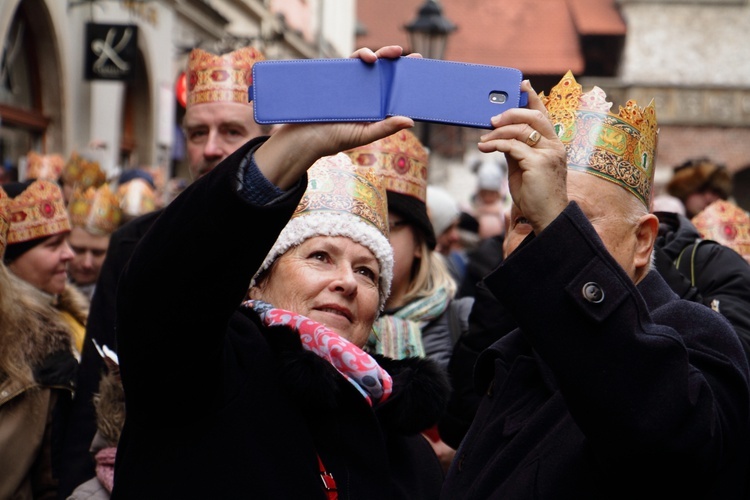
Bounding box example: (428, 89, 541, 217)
(426, 185, 460, 237)
(252, 153, 393, 310)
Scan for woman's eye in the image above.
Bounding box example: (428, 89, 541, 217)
(308, 251, 328, 262)
(356, 266, 377, 282)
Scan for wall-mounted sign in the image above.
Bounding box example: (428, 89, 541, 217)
(84, 23, 138, 81)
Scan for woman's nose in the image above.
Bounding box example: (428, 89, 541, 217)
(61, 241, 75, 261)
(329, 266, 358, 295)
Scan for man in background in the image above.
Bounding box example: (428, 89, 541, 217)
(58, 43, 269, 497)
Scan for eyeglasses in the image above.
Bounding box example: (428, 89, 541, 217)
(388, 220, 410, 232)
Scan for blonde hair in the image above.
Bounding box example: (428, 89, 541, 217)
(400, 238, 458, 304)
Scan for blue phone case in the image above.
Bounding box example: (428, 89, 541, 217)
(248, 57, 528, 130)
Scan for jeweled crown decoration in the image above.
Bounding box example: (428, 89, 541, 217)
(62, 152, 107, 190)
(187, 47, 265, 107)
(4, 180, 71, 244)
(26, 152, 65, 181)
(69, 184, 122, 236)
(541, 71, 658, 207)
(295, 153, 389, 237)
(346, 129, 429, 203)
(692, 200, 750, 261)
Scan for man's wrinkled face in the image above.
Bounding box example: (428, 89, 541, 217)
(504, 171, 653, 282)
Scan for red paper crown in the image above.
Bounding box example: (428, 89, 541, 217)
(346, 129, 429, 203)
(187, 47, 265, 107)
(4, 180, 71, 244)
(26, 152, 65, 181)
(692, 200, 750, 261)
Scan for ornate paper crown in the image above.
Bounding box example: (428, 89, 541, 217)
(541, 71, 658, 207)
(3, 179, 71, 244)
(692, 200, 750, 261)
(345, 129, 429, 203)
(187, 47, 265, 107)
(62, 152, 106, 190)
(0, 190, 9, 257)
(69, 184, 123, 236)
(294, 153, 389, 235)
(26, 152, 65, 181)
(253, 153, 394, 309)
(117, 178, 158, 219)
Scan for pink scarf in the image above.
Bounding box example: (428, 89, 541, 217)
(244, 300, 392, 406)
(95, 447, 117, 493)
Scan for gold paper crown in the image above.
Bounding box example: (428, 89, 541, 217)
(62, 152, 106, 189)
(346, 129, 429, 203)
(4, 180, 71, 244)
(294, 153, 389, 236)
(541, 71, 658, 207)
(0, 190, 9, 257)
(692, 200, 750, 260)
(117, 178, 157, 218)
(69, 184, 123, 236)
(26, 152, 65, 181)
(187, 47, 265, 107)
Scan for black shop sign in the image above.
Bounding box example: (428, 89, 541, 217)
(84, 23, 138, 81)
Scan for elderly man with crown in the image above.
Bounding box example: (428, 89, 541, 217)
(56, 43, 275, 498)
(439, 73, 750, 499)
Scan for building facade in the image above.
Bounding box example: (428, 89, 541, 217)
(0, 0, 355, 185)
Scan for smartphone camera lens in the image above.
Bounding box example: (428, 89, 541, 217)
(489, 92, 507, 104)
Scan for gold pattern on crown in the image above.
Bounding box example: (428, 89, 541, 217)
(5, 180, 71, 244)
(69, 184, 122, 236)
(26, 152, 65, 181)
(294, 153, 389, 237)
(62, 153, 106, 190)
(541, 71, 658, 207)
(187, 47, 265, 107)
(346, 129, 429, 203)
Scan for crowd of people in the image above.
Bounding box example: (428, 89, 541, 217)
(2, 40, 750, 499)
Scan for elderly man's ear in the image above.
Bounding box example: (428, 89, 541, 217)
(634, 213, 660, 276)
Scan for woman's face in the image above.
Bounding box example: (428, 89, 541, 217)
(386, 211, 422, 309)
(8, 233, 74, 295)
(250, 236, 381, 347)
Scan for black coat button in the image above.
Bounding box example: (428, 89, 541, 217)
(582, 282, 604, 303)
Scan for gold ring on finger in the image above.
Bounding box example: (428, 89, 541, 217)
(525, 129, 541, 147)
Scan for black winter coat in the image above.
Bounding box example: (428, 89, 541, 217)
(112, 140, 448, 499)
(441, 203, 750, 499)
(58, 209, 161, 498)
(654, 210, 750, 359)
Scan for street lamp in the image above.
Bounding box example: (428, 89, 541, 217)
(404, 0, 457, 150)
(404, 0, 457, 60)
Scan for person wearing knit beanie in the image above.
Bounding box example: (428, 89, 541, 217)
(426, 185, 461, 257)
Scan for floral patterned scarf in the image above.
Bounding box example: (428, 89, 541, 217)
(243, 300, 392, 406)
